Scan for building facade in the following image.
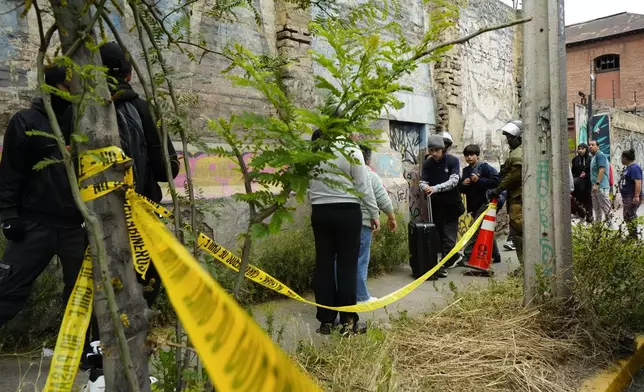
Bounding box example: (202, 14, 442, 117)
(0, 0, 521, 244)
(566, 12, 644, 118)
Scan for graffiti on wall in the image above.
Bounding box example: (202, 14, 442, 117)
(574, 104, 588, 145)
(592, 114, 611, 159)
(611, 128, 644, 174)
(404, 167, 423, 221)
(389, 121, 422, 165)
(160, 151, 278, 201)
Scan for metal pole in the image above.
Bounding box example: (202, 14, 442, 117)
(635, 91, 638, 114)
(612, 80, 616, 108)
(587, 60, 594, 142)
(521, 0, 572, 305)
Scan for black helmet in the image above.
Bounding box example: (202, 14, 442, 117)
(99, 42, 132, 77)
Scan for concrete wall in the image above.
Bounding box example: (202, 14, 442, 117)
(432, 0, 521, 165)
(609, 108, 644, 175)
(0, 0, 520, 238)
(459, 0, 521, 164)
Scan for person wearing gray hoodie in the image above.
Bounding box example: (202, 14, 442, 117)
(356, 146, 397, 303)
(309, 131, 380, 335)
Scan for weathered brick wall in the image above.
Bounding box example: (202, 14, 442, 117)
(0, 1, 278, 134)
(566, 33, 644, 117)
(432, 0, 521, 164)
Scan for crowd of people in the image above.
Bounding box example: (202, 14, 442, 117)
(571, 141, 643, 237)
(308, 120, 527, 334)
(0, 39, 642, 363)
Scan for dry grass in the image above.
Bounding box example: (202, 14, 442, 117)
(296, 279, 615, 392)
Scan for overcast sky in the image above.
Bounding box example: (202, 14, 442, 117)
(499, 0, 644, 25)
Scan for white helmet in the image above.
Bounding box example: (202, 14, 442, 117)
(437, 131, 453, 146)
(499, 120, 523, 137)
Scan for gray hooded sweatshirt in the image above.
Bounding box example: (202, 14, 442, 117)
(309, 142, 379, 220)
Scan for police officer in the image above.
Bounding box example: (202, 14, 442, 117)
(488, 120, 523, 275)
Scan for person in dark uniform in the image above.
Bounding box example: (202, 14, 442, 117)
(420, 134, 465, 278)
(0, 66, 85, 327)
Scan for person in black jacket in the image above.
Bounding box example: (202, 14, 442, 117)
(459, 144, 501, 265)
(77, 43, 182, 369)
(0, 66, 86, 327)
(571, 143, 593, 222)
(420, 135, 465, 278)
(99, 42, 180, 305)
(100, 42, 181, 205)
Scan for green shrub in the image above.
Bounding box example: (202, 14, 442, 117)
(0, 261, 63, 352)
(206, 213, 408, 306)
(572, 222, 644, 333)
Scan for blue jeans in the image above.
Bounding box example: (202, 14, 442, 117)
(356, 226, 373, 302)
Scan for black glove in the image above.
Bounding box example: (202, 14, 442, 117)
(486, 188, 501, 202)
(2, 218, 26, 242)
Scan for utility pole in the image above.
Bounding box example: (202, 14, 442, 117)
(587, 61, 595, 142)
(521, 0, 572, 305)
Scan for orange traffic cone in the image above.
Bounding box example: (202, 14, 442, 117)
(465, 200, 498, 275)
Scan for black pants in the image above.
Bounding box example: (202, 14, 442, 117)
(434, 213, 460, 269)
(311, 203, 361, 325)
(0, 220, 86, 327)
(572, 189, 592, 220)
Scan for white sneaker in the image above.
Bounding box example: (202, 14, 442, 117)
(358, 296, 378, 304)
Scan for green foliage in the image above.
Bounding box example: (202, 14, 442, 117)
(200, 213, 408, 306)
(150, 347, 208, 392)
(572, 222, 644, 333)
(206, 0, 462, 243)
(0, 258, 63, 352)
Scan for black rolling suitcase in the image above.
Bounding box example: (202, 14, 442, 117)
(408, 196, 440, 279)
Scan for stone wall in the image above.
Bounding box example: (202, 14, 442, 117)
(609, 108, 644, 175)
(432, 0, 521, 165)
(0, 0, 520, 240)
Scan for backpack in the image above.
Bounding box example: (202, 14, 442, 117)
(114, 101, 149, 195)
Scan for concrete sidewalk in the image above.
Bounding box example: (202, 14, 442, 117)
(0, 249, 520, 391)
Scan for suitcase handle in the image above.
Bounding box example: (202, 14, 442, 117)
(426, 194, 433, 223)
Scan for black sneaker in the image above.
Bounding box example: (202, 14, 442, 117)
(340, 321, 367, 336)
(503, 241, 516, 251)
(437, 268, 448, 278)
(317, 322, 334, 335)
(446, 254, 464, 269)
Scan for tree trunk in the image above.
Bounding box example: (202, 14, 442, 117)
(49, 1, 151, 390)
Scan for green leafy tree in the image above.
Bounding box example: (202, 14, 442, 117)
(9, 0, 529, 389)
(209, 0, 531, 297)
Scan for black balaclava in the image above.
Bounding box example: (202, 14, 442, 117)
(44, 65, 71, 115)
(576, 143, 589, 167)
(99, 42, 132, 82)
(506, 135, 521, 150)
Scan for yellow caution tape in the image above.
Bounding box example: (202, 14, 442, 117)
(44, 250, 93, 392)
(77, 145, 490, 312)
(124, 197, 152, 279)
(136, 193, 488, 312)
(45, 144, 492, 392)
(127, 190, 322, 392)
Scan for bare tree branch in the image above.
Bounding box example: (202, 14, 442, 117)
(139, 0, 232, 62)
(413, 17, 533, 61)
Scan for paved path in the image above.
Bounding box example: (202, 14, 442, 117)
(626, 370, 644, 392)
(0, 248, 519, 391)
